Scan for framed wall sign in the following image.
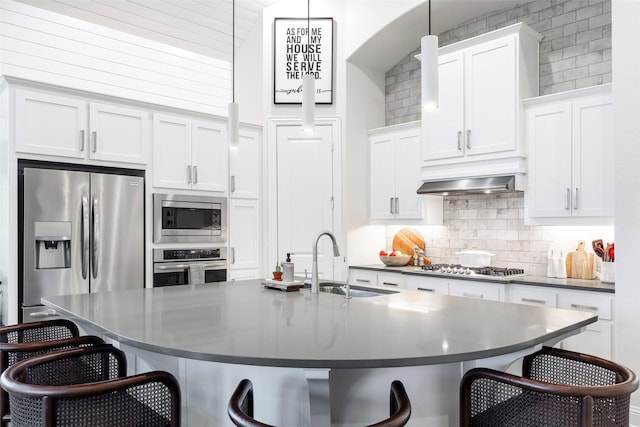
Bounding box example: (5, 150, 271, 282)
(273, 17, 333, 104)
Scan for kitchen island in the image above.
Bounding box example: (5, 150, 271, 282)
(43, 279, 597, 426)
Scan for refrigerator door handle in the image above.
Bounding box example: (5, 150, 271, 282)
(82, 195, 89, 280)
(92, 197, 99, 279)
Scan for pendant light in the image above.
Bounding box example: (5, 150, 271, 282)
(421, 0, 438, 110)
(228, 0, 240, 147)
(301, 0, 315, 133)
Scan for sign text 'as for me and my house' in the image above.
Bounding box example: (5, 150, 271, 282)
(274, 18, 333, 104)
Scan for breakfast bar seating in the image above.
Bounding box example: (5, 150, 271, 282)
(0, 345, 181, 427)
(460, 346, 639, 426)
(0, 319, 106, 426)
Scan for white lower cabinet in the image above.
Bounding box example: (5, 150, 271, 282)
(509, 285, 614, 359)
(404, 276, 449, 294)
(349, 269, 405, 289)
(448, 280, 507, 302)
(229, 199, 260, 277)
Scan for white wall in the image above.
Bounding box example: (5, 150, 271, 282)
(612, 0, 640, 414)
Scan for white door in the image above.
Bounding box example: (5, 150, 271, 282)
(152, 114, 191, 189)
(192, 119, 227, 193)
(465, 35, 517, 156)
(15, 89, 87, 159)
(526, 103, 573, 218)
(369, 133, 397, 220)
(275, 123, 336, 281)
(230, 126, 261, 199)
(89, 103, 149, 164)
(572, 96, 614, 217)
(229, 199, 260, 271)
(422, 51, 465, 161)
(394, 129, 423, 219)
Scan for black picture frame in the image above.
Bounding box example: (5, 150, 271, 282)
(273, 17, 333, 104)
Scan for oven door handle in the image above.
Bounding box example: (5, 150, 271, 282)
(154, 262, 226, 273)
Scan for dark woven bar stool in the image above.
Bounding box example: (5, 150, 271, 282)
(228, 379, 411, 427)
(0, 345, 181, 427)
(0, 319, 106, 426)
(460, 346, 639, 426)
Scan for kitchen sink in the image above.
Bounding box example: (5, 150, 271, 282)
(315, 282, 398, 298)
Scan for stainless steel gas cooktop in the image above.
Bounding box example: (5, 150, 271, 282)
(417, 264, 526, 280)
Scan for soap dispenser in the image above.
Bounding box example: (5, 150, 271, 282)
(282, 253, 295, 282)
(556, 250, 567, 279)
(546, 250, 557, 278)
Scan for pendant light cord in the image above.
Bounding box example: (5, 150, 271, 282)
(232, 0, 235, 103)
(428, 0, 431, 35)
(307, 0, 310, 74)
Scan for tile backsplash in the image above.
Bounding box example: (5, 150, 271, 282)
(385, 192, 614, 276)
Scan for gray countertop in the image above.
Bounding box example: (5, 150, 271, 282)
(43, 280, 597, 369)
(350, 264, 615, 293)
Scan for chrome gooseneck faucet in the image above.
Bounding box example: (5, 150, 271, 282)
(311, 230, 340, 294)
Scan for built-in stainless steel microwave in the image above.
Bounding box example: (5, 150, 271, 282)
(153, 193, 227, 243)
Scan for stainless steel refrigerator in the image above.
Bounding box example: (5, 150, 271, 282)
(19, 164, 144, 322)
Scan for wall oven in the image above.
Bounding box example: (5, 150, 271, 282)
(153, 193, 227, 244)
(153, 248, 227, 287)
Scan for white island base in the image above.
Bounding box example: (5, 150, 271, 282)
(112, 338, 571, 427)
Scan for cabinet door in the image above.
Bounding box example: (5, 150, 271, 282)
(370, 133, 397, 220)
(15, 89, 87, 158)
(526, 103, 573, 218)
(559, 321, 612, 360)
(152, 114, 191, 189)
(229, 199, 260, 271)
(572, 95, 614, 217)
(465, 35, 517, 156)
(422, 51, 465, 161)
(89, 103, 149, 164)
(230, 127, 260, 199)
(394, 129, 423, 219)
(192, 119, 227, 193)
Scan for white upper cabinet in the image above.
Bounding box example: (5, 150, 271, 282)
(229, 126, 261, 200)
(421, 23, 541, 181)
(153, 113, 227, 193)
(370, 122, 424, 220)
(15, 88, 149, 165)
(524, 84, 613, 224)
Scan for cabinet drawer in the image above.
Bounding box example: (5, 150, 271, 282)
(449, 282, 505, 302)
(557, 292, 612, 320)
(377, 273, 404, 288)
(349, 271, 377, 287)
(509, 286, 557, 307)
(404, 276, 449, 294)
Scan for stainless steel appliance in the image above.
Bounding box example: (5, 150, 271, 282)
(419, 264, 525, 280)
(153, 248, 227, 286)
(153, 193, 227, 244)
(19, 162, 144, 322)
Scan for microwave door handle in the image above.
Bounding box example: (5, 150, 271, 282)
(154, 264, 190, 272)
(92, 197, 99, 279)
(81, 195, 89, 280)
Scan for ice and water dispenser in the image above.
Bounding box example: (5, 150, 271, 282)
(34, 222, 71, 269)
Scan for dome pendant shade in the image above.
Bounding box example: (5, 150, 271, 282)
(302, 73, 316, 133)
(421, 35, 439, 110)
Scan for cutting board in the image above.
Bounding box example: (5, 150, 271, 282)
(392, 228, 427, 266)
(566, 242, 597, 279)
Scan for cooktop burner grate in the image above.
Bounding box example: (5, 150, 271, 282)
(421, 264, 525, 278)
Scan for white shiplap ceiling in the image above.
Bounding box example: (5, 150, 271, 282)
(14, 0, 280, 61)
(14, 0, 521, 70)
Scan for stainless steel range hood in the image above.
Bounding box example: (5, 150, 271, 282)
(417, 175, 520, 196)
